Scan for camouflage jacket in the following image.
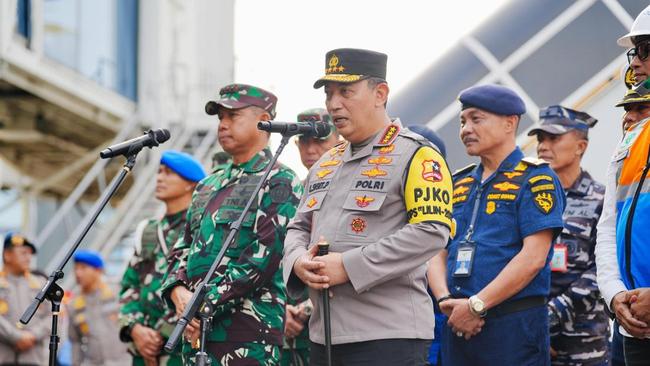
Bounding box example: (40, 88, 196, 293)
(119, 210, 186, 343)
(161, 148, 303, 345)
(548, 170, 609, 339)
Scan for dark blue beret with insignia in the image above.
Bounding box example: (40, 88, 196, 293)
(160, 150, 207, 183)
(458, 84, 526, 116)
(74, 249, 104, 269)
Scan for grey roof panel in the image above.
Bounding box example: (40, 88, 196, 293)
(619, 0, 649, 25)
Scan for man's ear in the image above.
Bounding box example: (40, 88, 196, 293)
(375, 83, 389, 108)
(259, 111, 272, 122)
(504, 115, 519, 134)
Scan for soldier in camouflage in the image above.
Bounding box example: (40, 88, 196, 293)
(119, 150, 206, 366)
(529, 105, 610, 365)
(282, 108, 339, 366)
(161, 83, 303, 365)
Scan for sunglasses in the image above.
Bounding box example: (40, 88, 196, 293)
(627, 40, 650, 64)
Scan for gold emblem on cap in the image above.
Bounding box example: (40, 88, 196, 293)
(326, 54, 346, 74)
(329, 54, 339, 68)
(11, 236, 24, 246)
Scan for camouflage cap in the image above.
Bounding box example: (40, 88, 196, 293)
(616, 79, 650, 107)
(205, 83, 277, 119)
(528, 105, 597, 136)
(296, 108, 334, 140)
(313, 48, 387, 89)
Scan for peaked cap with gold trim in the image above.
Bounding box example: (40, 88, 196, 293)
(313, 48, 387, 89)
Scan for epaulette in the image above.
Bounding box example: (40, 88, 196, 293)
(333, 140, 347, 149)
(521, 157, 549, 166)
(453, 163, 477, 177)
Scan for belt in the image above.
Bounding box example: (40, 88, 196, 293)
(486, 296, 546, 319)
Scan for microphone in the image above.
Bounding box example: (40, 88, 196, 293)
(257, 121, 331, 138)
(100, 129, 171, 159)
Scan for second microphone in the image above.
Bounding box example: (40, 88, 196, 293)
(257, 121, 331, 138)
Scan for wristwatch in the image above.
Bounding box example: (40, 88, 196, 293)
(468, 295, 487, 317)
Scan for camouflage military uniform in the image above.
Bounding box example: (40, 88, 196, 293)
(119, 209, 188, 365)
(0, 270, 49, 365)
(67, 283, 130, 366)
(548, 170, 610, 365)
(161, 148, 302, 366)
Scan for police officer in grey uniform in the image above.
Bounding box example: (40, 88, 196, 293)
(529, 105, 610, 365)
(67, 250, 129, 366)
(283, 48, 453, 365)
(0, 233, 48, 366)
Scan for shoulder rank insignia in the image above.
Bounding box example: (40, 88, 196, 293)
(521, 157, 549, 166)
(493, 182, 520, 192)
(306, 197, 318, 208)
(329, 141, 347, 157)
(368, 156, 392, 165)
(453, 164, 477, 177)
(362, 167, 387, 178)
(379, 124, 400, 145)
(503, 171, 523, 179)
(379, 144, 395, 154)
(534, 192, 554, 214)
(316, 169, 333, 179)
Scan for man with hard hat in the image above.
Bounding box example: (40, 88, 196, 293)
(119, 150, 206, 366)
(596, 81, 650, 365)
(619, 5, 650, 85)
(528, 106, 610, 365)
(0, 233, 49, 365)
(161, 84, 302, 365)
(281, 108, 339, 366)
(67, 249, 129, 366)
(284, 48, 453, 365)
(428, 84, 565, 366)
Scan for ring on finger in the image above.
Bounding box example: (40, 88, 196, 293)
(456, 331, 463, 337)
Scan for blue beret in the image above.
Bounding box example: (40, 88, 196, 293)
(458, 84, 526, 116)
(407, 125, 447, 158)
(160, 150, 207, 182)
(73, 249, 104, 269)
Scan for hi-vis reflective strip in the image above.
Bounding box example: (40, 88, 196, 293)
(404, 147, 452, 227)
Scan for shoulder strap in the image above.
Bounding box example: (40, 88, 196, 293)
(521, 157, 549, 166)
(453, 163, 477, 177)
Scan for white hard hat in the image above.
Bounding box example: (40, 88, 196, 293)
(618, 5, 650, 48)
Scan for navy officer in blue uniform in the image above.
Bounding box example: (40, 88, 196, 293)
(428, 84, 565, 366)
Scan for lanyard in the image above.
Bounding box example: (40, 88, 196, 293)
(464, 185, 484, 242)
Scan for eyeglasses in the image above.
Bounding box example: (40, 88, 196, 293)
(627, 40, 650, 64)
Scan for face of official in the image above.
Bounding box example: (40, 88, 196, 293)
(217, 106, 270, 162)
(324, 79, 389, 144)
(622, 102, 650, 131)
(74, 263, 102, 293)
(296, 133, 340, 169)
(630, 39, 650, 83)
(459, 107, 518, 157)
(2, 246, 33, 275)
(155, 165, 194, 202)
(536, 131, 587, 172)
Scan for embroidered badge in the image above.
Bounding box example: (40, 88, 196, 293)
(368, 156, 392, 165)
(307, 197, 318, 208)
(351, 217, 367, 233)
(379, 124, 400, 145)
(0, 300, 8, 315)
(453, 185, 470, 197)
(493, 182, 520, 192)
(421, 160, 443, 182)
(454, 177, 475, 186)
(534, 192, 554, 214)
(503, 171, 523, 179)
(320, 160, 341, 168)
(486, 193, 516, 201)
(531, 183, 555, 193)
(316, 169, 333, 179)
(528, 175, 553, 185)
(486, 201, 496, 215)
(355, 195, 375, 208)
(379, 144, 395, 154)
(453, 195, 468, 204)
(362, 167, 387, 178)
(514, 162, 528, 171)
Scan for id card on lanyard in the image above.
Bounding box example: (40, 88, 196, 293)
(453, 185, 483, 278)
(550, 243, 568, 272)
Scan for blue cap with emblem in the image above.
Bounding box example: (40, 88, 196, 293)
(407, 125, 447, 158)
(73, 249, 104, 269)
(3, 232, 36, 254)
(458, 84, 526, 116)
(160, 150, 207, 183)
(527, 105, 598, 136)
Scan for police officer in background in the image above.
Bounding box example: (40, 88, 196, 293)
(528, 106, 610, 365)
(284, 48, 453, 365)
(67, 250, 129, 366)
(429, 84, 565, 366)
(119, 150, 206, 366)
(0, 233, 48, 366)
(282, 108, 339, 366)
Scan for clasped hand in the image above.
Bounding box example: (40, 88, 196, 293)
(441, 298, 485, 340)
(293, 243, 349, 290)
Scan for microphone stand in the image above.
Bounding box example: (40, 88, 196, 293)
(164, 134, 292, 360)
(20, 151, 142, 366)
